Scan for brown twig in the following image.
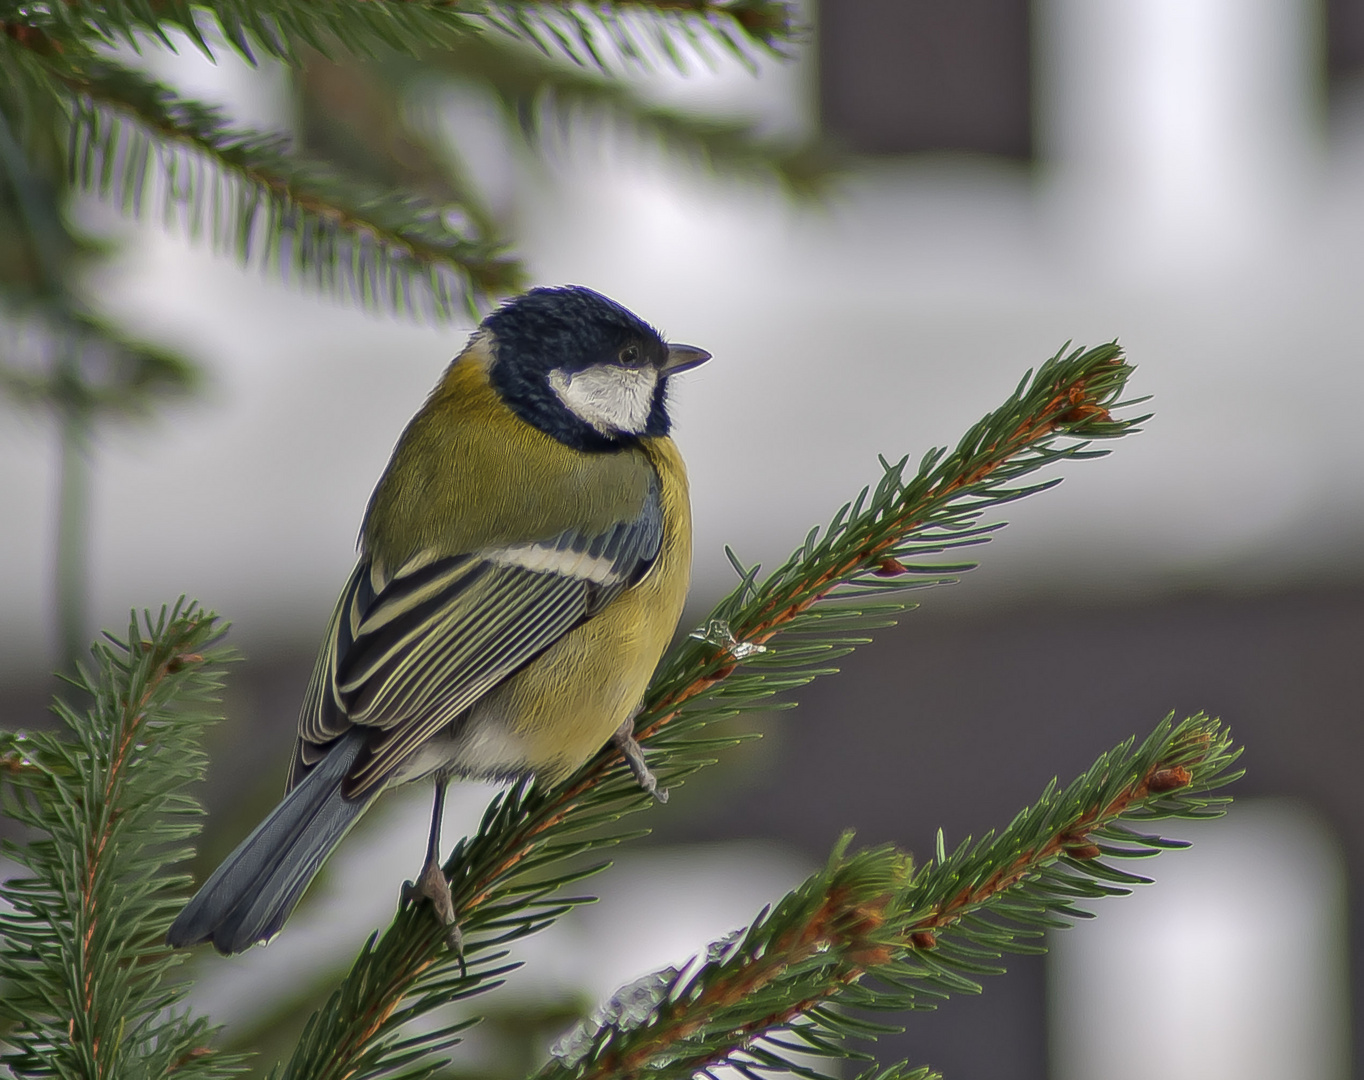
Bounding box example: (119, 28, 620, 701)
(70, 625, 206, 1072)
(575, 745, 1200, 1080)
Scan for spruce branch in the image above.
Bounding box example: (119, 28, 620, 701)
(0, 69, 202, 667)
(845, 1064, 939, 1080)
(477, 1, 801, 71)
(0, 303, 200, 416)
(422, 33, 835, 196)
(2, 0, 806, 325)
(44, 52, 523, 317)
(294, 51, 504, 242)
(0, 35, 522, 318)
(541, 715, 1240, 1080)
(642, 341, 1141, 734)
(0, 0, 483, 66)
(0, 68, 196, 419)
(0, 601, 243, 1079)
(270, 342, 1146, 1080)
(0, 1, 798, 71)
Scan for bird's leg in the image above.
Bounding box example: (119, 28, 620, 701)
(612, 714, 668, 804)
(402, 775, 464, 957)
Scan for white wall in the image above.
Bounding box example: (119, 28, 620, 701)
(1049, 800, 1349, 1080)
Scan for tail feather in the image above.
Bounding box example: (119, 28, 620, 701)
(168, 732, 377, 955)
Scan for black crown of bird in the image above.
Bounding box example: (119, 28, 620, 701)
(167, 285, 710, 956)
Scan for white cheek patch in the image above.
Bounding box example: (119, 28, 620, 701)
(548, 366, 658, 435)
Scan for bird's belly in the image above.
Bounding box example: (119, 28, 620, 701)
(389, 435, 691, 789)
(461, 611, 672, 782)
(384, 611, 671, 786)
(386, 719, 537, 785)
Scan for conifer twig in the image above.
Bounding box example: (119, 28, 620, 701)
(49, 54, 522, 317)
(274, 342, 1147, 1080)
(2, 1, 798, 72)
(541, 714, 1239, 1080)
(1, 0, 805, 328)
(474, 1, 802, 71)
(0, 306, 199, 415)
(0, 602, 241, 1079)
(421, 32, 836, 197)
(1, 0, 483, 66)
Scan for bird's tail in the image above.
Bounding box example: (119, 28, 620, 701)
(167, 731, 377, 955)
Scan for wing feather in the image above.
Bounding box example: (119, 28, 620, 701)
(343, 575, 588, 793)
(292, 468, 665, 798)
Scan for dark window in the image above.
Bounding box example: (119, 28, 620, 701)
(818, 0, 1033, 159)
(1330, 0, 1364, 83)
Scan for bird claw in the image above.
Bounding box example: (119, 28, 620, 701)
(612, 716, 668, 803)
(402, 860, 465, 972)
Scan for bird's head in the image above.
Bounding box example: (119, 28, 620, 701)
(483, 286, 710, 450)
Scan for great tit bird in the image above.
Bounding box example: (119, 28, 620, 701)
(167, 285, 709, 955)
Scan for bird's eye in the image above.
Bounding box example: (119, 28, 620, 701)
(619, 345, 640, 366)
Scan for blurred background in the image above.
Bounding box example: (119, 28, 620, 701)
(3, 0, 1364, 1077)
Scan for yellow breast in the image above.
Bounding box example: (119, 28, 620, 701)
(468, 435, 692, 782)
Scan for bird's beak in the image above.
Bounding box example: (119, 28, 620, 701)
(661, 343, 711, 375)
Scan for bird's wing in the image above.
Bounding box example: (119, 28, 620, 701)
(293, 470, 663, 797)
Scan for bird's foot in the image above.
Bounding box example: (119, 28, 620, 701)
(402, 860, 465, 965)
(612, 716, 668, 803)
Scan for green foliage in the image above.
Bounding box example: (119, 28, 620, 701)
(0, 306, 199, 416)
(649, 341, 1140, 716)
(61, 55, 522, 317)
(0, 602, 241, 1079)
(538, 714, 1239, 1080)
(414, 32, 834, 198)
(474, 1, 801, 72)
(2, 1, 798, 71)
(0, 0, 809, 333)
(8, 0, 483, 65)
(0, 78, 199, 418)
